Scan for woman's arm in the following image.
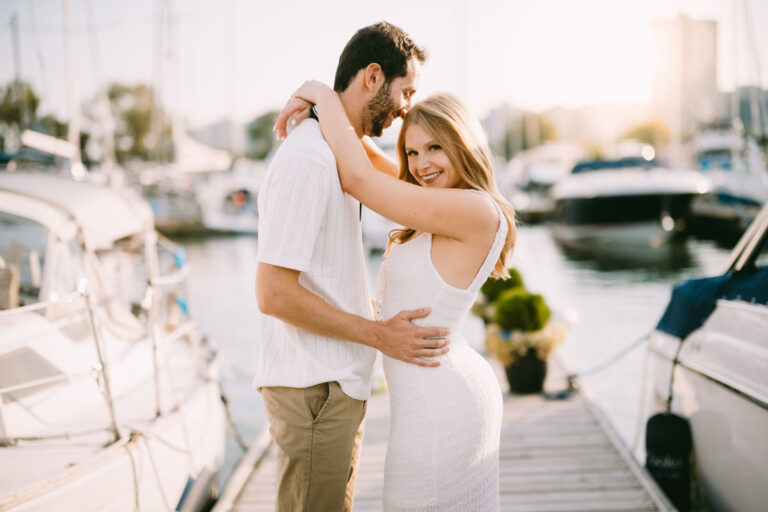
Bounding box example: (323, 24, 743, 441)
(301, 82, 497, 241)
(273, 97, 397, 177)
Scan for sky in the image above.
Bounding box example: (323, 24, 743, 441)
(1, 0, 767, 129)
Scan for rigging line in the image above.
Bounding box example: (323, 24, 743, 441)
(28, 0, 50, 106)
(142, 434, 173, 512)
(631, 343, 651, 454)
(566, 331, 651, 387)
(1, 13, 209, 35)
(124, 434, 142, 512)
(743, 0, 768, 138)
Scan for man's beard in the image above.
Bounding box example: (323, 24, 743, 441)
(362, 82, 396, 137)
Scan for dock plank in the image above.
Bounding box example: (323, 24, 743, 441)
(217, 356, 674, 512)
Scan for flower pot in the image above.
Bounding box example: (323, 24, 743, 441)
(504, 349, 547, 394)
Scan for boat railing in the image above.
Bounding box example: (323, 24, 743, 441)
(0, 288, 121, 446)
(0, 240, 204, 446)
(143, 252, 199, 417)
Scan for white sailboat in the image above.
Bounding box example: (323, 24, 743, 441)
(644, 203, 768, 511)
(0, 172, 227, 511)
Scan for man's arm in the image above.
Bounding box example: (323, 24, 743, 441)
(361, 136, 398, 177)
(256, 262, 450, 367)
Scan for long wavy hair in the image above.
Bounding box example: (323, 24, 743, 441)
(389, 92, 516, 278)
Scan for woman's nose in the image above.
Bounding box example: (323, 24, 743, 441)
(416, 154, 430, 171)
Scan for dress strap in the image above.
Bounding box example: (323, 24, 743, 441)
(467, 190, 508, 292)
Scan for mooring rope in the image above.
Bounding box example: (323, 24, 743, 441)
(565, 331, 652, 390)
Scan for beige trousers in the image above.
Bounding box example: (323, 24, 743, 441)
(261, 382, 367, 512)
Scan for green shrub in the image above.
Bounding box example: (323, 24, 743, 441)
(480, 268, 525, 302)
(494, 288, 550, 332)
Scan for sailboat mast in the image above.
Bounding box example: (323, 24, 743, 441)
(84, 0, 118, 181)
(63, 0, 85, 178)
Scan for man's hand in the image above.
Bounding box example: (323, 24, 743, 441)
(374, 308, 450, 368)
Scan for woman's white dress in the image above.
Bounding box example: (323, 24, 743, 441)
(376, 199, 506, 512)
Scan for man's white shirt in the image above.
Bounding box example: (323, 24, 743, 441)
(254, 119, 376, 401)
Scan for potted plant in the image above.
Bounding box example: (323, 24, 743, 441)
(471, 268, 524, 325)
(477, 270, 566, 394)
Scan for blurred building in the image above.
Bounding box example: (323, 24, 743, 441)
(650, 14, 721, 141)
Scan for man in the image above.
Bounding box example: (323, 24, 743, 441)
(255, 22, 449, 512)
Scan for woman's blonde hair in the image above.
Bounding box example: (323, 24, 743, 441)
(389, 92, 516, 278)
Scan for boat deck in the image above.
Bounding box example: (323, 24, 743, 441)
(214, 357, 674, 512)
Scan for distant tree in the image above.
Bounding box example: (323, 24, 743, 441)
(31, 114, 68, 138)
(106, 83, 171, 162)
(584, 143, 604, 160)
(0, 80, 41, 151)
(621, 120, 670, 148)
(0, 80, 40, 129)
(247, 110, 279, 160)
(497, 113, 557, 160)
(521, 114, 557, 151)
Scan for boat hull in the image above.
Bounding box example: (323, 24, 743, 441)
(647, 299, 768, 512)
(1, 380, 226, 512)
(688, 192, 763, 243)
(551, 193, 696, 258)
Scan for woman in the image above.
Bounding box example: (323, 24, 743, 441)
(279, 83, 515, 511)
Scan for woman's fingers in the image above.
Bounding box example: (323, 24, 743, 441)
(274, 97, 313, 140)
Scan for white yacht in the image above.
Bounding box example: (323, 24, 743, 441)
(194, 159, 266, 236)
(645, 203, 768, 511)
(689, 129, 768, 242)
(0, 172, 227, 511)
(551, 157, 712, 258)
(503, 142, 585, 223)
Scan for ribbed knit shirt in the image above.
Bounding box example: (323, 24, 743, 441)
(253, 119, 376, 400)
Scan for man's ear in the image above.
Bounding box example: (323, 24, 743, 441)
(363, 63, 384, 92)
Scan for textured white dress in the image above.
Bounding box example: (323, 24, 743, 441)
(375, 198, 506, 512)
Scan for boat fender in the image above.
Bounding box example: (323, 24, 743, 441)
(645, 412, 692, 512)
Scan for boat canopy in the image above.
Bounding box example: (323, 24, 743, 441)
(656, 265, 768, 338)
(0, 172, 154, 250)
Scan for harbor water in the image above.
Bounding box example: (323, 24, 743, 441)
(179, 225, 734, 486)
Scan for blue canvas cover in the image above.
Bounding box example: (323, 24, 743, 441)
(656, 265, 768, 338)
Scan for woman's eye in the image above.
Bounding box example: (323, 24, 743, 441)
(429, 144, 441, 151)
(406, 150, 417, 157)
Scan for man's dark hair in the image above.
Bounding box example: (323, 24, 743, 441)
(333, 22, 427, 92)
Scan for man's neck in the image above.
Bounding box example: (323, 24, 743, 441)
(337, 89, 365, 139)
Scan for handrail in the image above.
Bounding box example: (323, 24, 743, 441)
(0, 374, 71, 396)
(727, 204, 768, 272)
(149, 265, 190, 287)
(0, 291, 85, 318)
(1, 243, 199, 445)
(165, 320, 197, 345)
(81, 287, 121, 443)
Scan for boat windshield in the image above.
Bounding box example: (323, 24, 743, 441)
(571, 157, 660, 174)
(0, 212, 83, 308)
(95, 235, 191, 328)
(96, 236, 151, 310)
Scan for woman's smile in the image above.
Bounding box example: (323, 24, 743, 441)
(420, 170, 444, 184)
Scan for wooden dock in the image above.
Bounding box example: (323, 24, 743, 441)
(214, 357, 675, 512)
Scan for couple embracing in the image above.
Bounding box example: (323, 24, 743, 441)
(254, 21, 516, 512)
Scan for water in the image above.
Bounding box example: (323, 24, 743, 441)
(178, 226, 734, 485)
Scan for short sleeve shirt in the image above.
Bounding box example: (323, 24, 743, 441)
(253, 119, 376, 400)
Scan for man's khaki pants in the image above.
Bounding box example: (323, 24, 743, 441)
(261, 382, 367, 512)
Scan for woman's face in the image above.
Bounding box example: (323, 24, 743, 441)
(404, 123, 465, 189)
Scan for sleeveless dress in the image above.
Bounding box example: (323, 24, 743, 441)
(375, 196, 507, 512)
